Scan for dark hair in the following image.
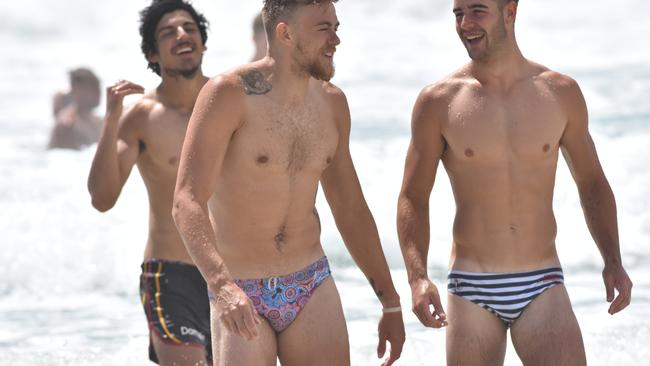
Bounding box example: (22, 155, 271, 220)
(262, 0, 339, 40)
(69, 68, 99, 86)
(139, 0, 209, 75)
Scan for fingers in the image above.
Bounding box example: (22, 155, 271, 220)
(608, 281, 633, 315)
(241, 303, 260, 339)
(107, 80, 145, 98)
(377, 329, 387, 359)
(413, 299, 447, 328)
(429, 292, 448, 326)
(604, 275, 615, 302)
(385, 336, 404, 366)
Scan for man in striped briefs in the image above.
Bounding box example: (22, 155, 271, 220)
(397, 0, 633, 364)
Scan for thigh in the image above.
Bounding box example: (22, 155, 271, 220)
(510, 284, 586, 366)
(151, 332, 210, 366)
(278, 277, 350, 366)
(211, 302, 278, 366)
(446, 293, 508, 366)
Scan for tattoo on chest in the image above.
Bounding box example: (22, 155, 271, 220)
(369, 278, 384, 298)
(240, 69, 272, 95)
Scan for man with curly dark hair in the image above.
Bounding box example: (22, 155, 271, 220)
(173, 1, 405, 365)
(88, 1, 212, 364)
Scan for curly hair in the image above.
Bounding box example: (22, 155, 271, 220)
(262, 0, 339, 40)
(139, 0, 209, 75)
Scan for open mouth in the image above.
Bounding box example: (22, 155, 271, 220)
(174, 44, 194, 55)
(323, 49, 336, 58)
(464, 33, 485, 46)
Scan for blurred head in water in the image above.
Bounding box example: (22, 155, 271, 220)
(139, 0, 209, 78)
(251, 11, 268, 61)
(69, 68, 100, 111)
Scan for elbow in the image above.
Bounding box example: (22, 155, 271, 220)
(88, 185, 117, 212)
(90, 195, 116, 212)
(171, 192, 188, 225)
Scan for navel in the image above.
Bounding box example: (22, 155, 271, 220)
(168, 156, 178, 166)
(257, 155, 269, 164)
(542, 144, 551, 153)
(326, 156, 332, 165)
(464, 148, 475, 158)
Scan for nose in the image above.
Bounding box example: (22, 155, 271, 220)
(176, 26, 189, 40)
(459, 14, 474, 30)
(330, 32, 341, 46)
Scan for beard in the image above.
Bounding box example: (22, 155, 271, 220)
(295, 42, 335, 82)
(165, 65, 200, 80)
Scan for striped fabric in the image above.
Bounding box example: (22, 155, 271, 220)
(448, 267, 564, 327)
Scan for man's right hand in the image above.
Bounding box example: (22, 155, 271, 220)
(210, 282, 262, 340)
(410, 278, 448, 328)
(105, 80, 144, 123)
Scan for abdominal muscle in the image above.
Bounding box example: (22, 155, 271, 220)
(449, 198, 562, 273)
(208, 173, 325, 279)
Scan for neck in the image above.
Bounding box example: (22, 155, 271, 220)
(266, 47, 312, 103)
(157, 69, 208, 111)
(470, 37, 527, 86)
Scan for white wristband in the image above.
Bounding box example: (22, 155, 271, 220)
(382, 306, 402, 313)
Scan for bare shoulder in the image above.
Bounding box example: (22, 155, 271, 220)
(118, 92, 158, 136)
(318, 81, 348, 109)
(535, 65, 582, 96)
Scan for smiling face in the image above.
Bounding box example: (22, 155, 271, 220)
(148, 10, 205, 79)
(453, 0, 510, 62)
(289, 2, 341, 81)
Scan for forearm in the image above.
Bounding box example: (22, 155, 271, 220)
(337, 209, 400, 307)
(172, 193, 233, 291)
(397, 195, 430, 285)
(88, 122, 122, 210)
(580, 177, 622, 266)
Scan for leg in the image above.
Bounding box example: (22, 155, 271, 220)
(510, 285, 586, 366)
(277, 277, 350, 366)
(446, 293, 507, 366)
(211, 302, 278, 366)
(151, 331, 210, 366)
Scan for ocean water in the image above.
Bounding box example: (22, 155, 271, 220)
(1, 1, 648, 365)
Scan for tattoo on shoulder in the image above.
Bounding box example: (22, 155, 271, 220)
(240, 69, 272, 95)
(369, 278, 384, 298)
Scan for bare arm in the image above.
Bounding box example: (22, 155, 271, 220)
(397, 85, 448, 328)
(319, 87, 404, 366)
(87, 81, 144, 211)
(172, 76, 260, 339)
(559, 76, 632, 314)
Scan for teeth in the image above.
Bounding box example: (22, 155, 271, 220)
(176, 47, 192, 54)
(466, 34, 482, 40)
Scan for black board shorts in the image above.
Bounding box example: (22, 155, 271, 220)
(140, 259, 212, 363)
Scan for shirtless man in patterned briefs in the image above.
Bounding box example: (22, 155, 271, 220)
(397, 0, 633, 364)
(172, 1, 405, 365)
(88, 1, 213, 364)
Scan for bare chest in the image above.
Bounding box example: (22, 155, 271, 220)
(137, 109, 189, 177)
(229, 101, 338, 175)
(444, 88, 566, 164)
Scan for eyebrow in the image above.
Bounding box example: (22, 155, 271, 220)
(453, 3, 489, 13)
(157, 21, 196, 34)
(315, 21, 340, 28)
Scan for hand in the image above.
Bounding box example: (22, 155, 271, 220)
(105, 80, 144, 123)
(410, 278, 447, 328)
(377, 310, 405, 366)
(55, 105, 78, 127)
(603, 264, 632, 314)
(210, 282, 261, 340)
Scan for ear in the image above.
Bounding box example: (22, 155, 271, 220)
(275, 22, 294, 47)
(147, 52, 160, 64)
(505, 1, 517, 24)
